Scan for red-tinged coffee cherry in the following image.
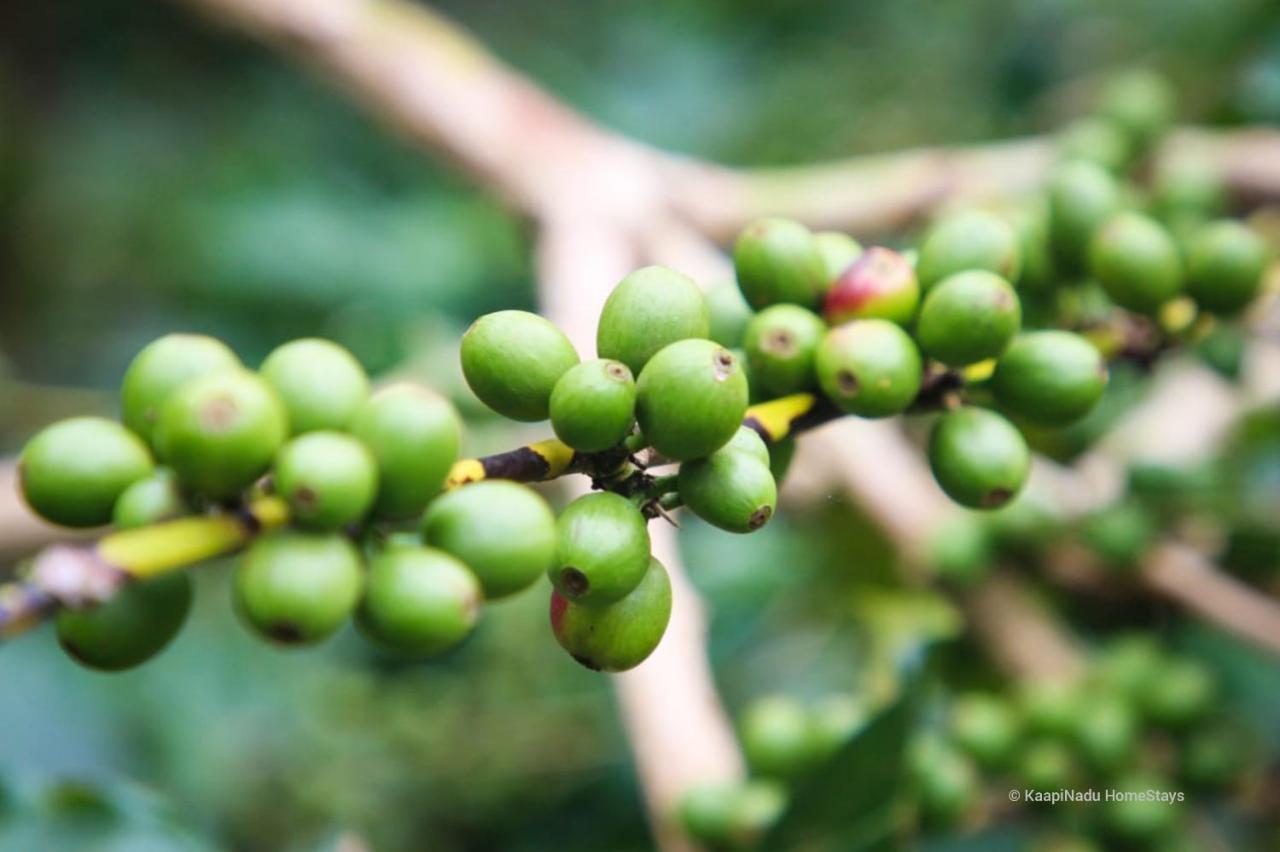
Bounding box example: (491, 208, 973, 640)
(814, 319, 922, 417)
(120, 334, 241, 448)
(421, 480, 556, 600)
(733, 217, 828, 310)
(1090, 212, 1183, 314)
(357, 546, 481, 655)
(233, 531, 364, 645)
(112, 468, 188, 529)
(822, 246, 919, 326)
(349, 384, 461, 520)
(549, 359, 636, 452)
(742, 304, 826, 396)
(992, 331, 1107, 426)
(460, 310, 579, 421)
(916, 210, 1022, 291)
(1184, 220, 1269, 315)
(154, 370, 288, 501)
(915, 270, 1021, 367)
(813, 231, 863, 282)
(273, 431, 378, 530)
(928, 407, 1029, 509)
(259, 338, 369, 434)
(56, 572, 192, 672)
(635, 339, 749, 461)
(678, 447, 777, 534)
(596, 266, 710, 375)
(550, 556, 672, 672)
(551, 491, 650, 606)
(21, 417, 154, 528)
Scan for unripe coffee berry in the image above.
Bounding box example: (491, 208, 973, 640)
(635, 339, 748, 461)
(120, 333, 241, 447)
(1018, 739, 1078, 794)
(1143, 658, 1215, 727)
(1097, 70, 1175, 150)
(1089, 212, 1182, 314)
(1184, 220, 1268, 314)
(1101, 772, 1182, 843)
(259, 338, 370, 433)
(742, 305, 826, 396)
(550, 556, 672, 672)
(917, 210, 1022, 290)
(358, 546, 481, 655)
(549, 359, 636, 452)
(822, 246, 919, 326)
(679, 780, 786, 851)
(721, 425, 771, 467)
(1057, 117, 1133, 174)
(813, 231, 863, 282)
(910, 737, 979, 826)
(274, 431, 378, 529)
(460, 310, 579, 421)
(814, 319, 922, 417)
(733, 217, 828, 310)
(1048, 160, 1123, 269)
(422, 480, 557, 600)
(21, 417, 154, 527)
(992, 331, 1107, 426)
(928, 407, 1029, 509)
(740, 696, 823, 779)
(112, 468, 188, 529)
(678, 449, 777, 534)
(916, 270, 1021, 367)
(948, 693, 1021, 769)
(706, 282, 755, 349)
(1074, 693, 1138, 774)
(551, 491, 650, 606)
(596, 266, 710, 375)
(233, 531, 364, 645)
(154, 370, 287, 501)
(56, 573, 192, 672)
(349, 384, 461, 520)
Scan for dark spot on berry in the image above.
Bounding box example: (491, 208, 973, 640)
(294, 486, 317, 508)
(266, 622, 304, 643)
(712, 349, 735, 381)
(763, 329, 796, 357)
(748, 505, 773, 530)
(572, 653, 602, 671)
(560, 567, 590, 597)
(200, 395, 240, 432)
(606, 362, 630, 382)
(982, 488, 1014, 509)
(836, 369, 860, 396)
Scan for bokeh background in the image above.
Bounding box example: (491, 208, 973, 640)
(0, 1, 1278, 850)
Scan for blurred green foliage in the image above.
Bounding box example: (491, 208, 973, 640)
(1, 0, 1279, 849)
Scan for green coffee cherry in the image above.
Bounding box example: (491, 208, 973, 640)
(233, 531, 364, 645)
(550, 556, 672, 672)
(20, 417, 154, 527)
(1074, 693, 1138, 774)
(742, 305, 826, 396)
(929, 514, 994, 585)
(549, 359, 636, 452)
(1018, 739, 1077, 794)
(679, 780, 787, 851)
(928, 407, 1029, 509)
(733, 217, 828, 309)
(1097, 70, 1176, 150)
(596, 266, 710, 375)
(1048, 160, 1123, 269)
(1096, 635, 1165, 700)
(1184, 220, 1269, 314)
(273, 431, 378, 530)
(551, 491, 650, 606)
(460, 310, 579, 421)
(811, 694, 865, 758)
(813, 231, 863, 282)
(769, 436, 797, 483)
(1101, 772, 1182, 844)
(814, 319, 922, 417)
(706, 282, 755, 349)
(1143, 658, 1215, 727)
(740, 695, 822, 779)
(1152, 161, 1227, 235)
(678, 448, 777, 534)
(635, 339, 748, 461)
(910, 737, 979, 826)
(56, 573, 192, 671)
(1179, 721, 1250, 789)
(357, 546, 481, 655)
(992, 331, 1107, 426)
(120, 333, 241, 447)
(822, 246, 919, 326)
(917, 210, 1022, 290)
(349, 384, 461, 519)
(1089, 212, 1182, 314)
(1057, 117, 1133, 174)
(721, 425, 771, 467)
(259, 338, 370, 434)
(153, 370, 287, 501)
(421, 480, 556, 599)
(948, 693, 1021, 769)
(1081, 500, 1157, 568)
(1018, 680, 1083, 738)
(916, 271, 1021, 367)
(112, 468, 187, 529)
(1005, 198, 1055, 292)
